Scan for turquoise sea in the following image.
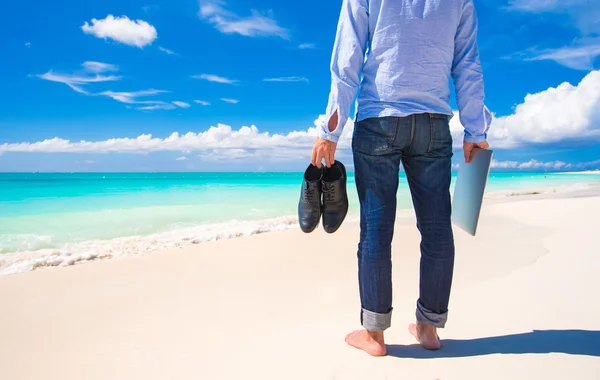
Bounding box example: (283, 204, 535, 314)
(1, 171, 599, 274)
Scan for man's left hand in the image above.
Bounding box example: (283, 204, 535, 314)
(463, 140, 490, 163)
(311, 137, 337, 168)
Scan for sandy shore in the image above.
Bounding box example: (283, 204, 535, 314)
(1, 193, 599, 380)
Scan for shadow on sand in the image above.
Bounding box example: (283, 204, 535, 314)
(387, 330, 600, 359)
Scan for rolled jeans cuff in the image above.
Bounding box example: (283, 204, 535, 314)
(416, 301, 448, 328)
(361, 308, 392, 331)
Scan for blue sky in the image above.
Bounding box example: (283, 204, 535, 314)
(0, 0, 599, 172)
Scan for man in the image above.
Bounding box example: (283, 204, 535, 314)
(311, 0, 492, 356)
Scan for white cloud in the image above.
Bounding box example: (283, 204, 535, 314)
(507, 0, 576, 12)
(579, 159, 600, 169)
(490, 159, 570, 170)
(142, 5, 160, 13)
(192, 74, 238, 84)
(172, 101, 191, 108)
(508, 1, 600, 69)
(477, 156, 600, 171)
(263, 76, 309, 83)
(198, 1, 288, 39)
(7, 71, 600, 161)
(38, 71, 120, 86)
(0, 124, 325, 155)
(36, 63, 184, 112)
(520, 38, 600, 70)
(508, 0, 600, 37)
(176, 156, 188, 161)
(220, 98, 239, 104)
(456, 158, 600, 171)
(448, 70, 600, 149)
(519, 160, 569, 170)
(0, 117, 356, 159)
(84, 87, 173, 110)
(81, 15, 157, 48)
(489, 160, 519, 169)
(25, 42, 31, 48)
(136, 103, 177, 111)
(198, 148, 310, 162)
(465, 158, 600, 171)
(158, 46, 177, 55)
(82, 61, 119, 73)
(194, 100, 211, 106)
(99, 89, 168, 104)
(37, 62, 121, 94)
(298, 43, 315, 49)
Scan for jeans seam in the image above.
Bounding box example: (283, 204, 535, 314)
(407, 114, 416, 149)
(388, 116, 400, 146)
(428, 114, 453, 153)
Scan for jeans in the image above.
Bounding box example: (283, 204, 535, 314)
(352, 113, 455, 331)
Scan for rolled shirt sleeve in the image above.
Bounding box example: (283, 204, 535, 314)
(451, 0, 492, 143)
(319, 0, 370, 143)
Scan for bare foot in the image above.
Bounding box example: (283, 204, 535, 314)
(408, 322, 441, 350)
(345, 329, 387, 356)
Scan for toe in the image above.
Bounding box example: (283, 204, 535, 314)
(408, 323, 419, 341)
(345, 330, 359, 343)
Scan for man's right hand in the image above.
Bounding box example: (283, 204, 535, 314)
(311, 137, 337, 169)
(463, 140, 490, 163)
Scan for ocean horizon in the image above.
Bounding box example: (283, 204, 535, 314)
(1, 171, 599, 275)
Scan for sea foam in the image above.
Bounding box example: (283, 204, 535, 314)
(0, 216, 304, 275)
(1, 181, 596, 276)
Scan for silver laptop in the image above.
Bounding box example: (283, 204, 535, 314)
(451, 148, 493, 236)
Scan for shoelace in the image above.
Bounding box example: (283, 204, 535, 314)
(304, 186, 316, 201)
(322, 182, 336, 202)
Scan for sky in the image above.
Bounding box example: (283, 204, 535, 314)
(0, 0, 599, 172)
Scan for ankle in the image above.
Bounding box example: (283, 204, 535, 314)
(367, 330, 385, 343)
(417, 322, 436, 336)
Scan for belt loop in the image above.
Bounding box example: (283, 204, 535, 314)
(409, 114, 416, 147)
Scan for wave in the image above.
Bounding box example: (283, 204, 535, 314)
(0, 216, 306, 275)
(0, 233, 56, 253)
(1, 180, 597, 276)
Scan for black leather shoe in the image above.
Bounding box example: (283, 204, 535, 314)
(321, 160, 349, 234)
(298, 164, 324, 233)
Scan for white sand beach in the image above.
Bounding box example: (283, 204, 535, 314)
(1, 193, 599, 380)
(558, 170, 600, 175)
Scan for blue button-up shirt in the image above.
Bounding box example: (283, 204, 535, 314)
(319, 0, 492, 143)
